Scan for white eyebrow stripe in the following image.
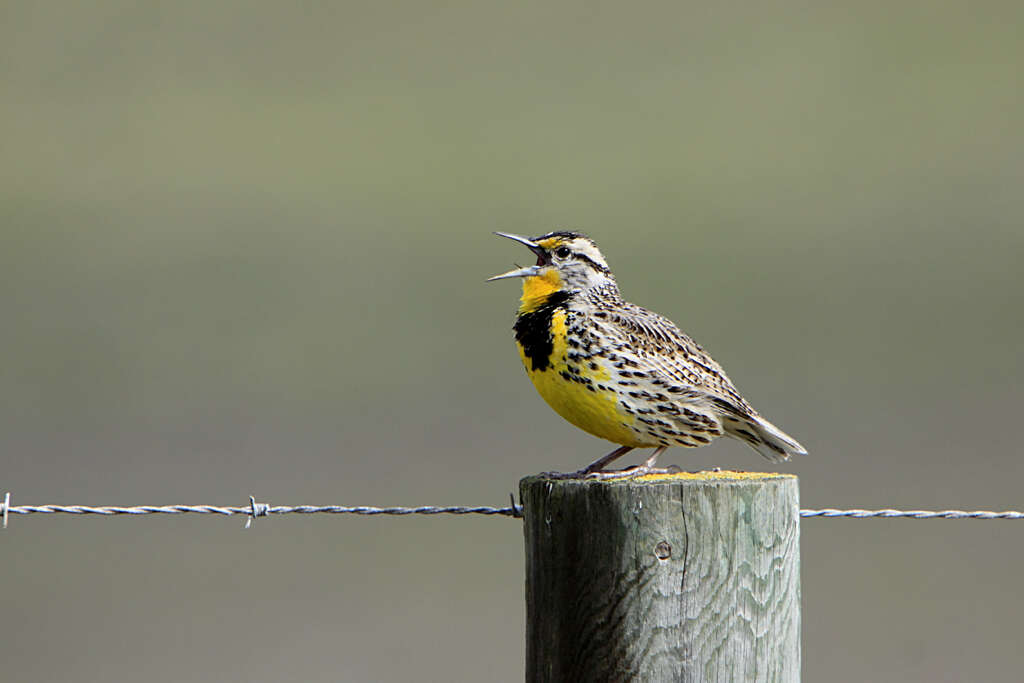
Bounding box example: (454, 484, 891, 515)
(572, 241, 610, 270)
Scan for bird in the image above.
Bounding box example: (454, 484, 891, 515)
(488, 230, 806, 478)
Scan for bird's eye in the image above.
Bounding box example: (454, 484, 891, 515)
(555, 247, 571, 259)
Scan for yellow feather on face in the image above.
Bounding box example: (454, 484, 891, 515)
(518, 269, 563, 314)
(534, 236, 564, 250)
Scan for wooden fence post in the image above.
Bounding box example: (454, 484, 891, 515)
(521, 471, 800, 682)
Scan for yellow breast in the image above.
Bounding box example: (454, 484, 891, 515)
(518, 309, 646, 446)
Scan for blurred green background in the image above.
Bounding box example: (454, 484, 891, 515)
(3, 1, 1023, 680)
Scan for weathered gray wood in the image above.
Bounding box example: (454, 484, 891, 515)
(521, 472, 800, 683)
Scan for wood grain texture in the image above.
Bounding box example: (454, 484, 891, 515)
(521, 472, 800, 682)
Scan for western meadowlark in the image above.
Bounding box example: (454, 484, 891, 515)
(489, 230, 806, 478)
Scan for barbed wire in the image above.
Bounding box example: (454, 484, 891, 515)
(798, 509, 1024, 520)
(2, 492, 1022, 528)
(799, 508, 1024, 520)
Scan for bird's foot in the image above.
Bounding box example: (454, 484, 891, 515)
(584, 463, 681, 480)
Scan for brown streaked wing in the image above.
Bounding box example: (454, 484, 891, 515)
(601, 301, 757, 417)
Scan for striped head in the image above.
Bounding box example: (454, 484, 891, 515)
(488, 231, 615, 309)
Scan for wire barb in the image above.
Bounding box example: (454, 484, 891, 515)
(2, 492, 9, 529)
(246, 495, 270, 529)
(509, 492, 523, 518)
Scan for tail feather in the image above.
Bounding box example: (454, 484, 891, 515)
(722, 413, 807, 463)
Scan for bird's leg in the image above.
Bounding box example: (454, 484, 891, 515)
(579, 445, 634, 474)
(585, 446, 679, 480)
(541, 445, 634, 479)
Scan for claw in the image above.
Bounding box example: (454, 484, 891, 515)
(544, 446, 678, 480)
(583, 445, 671, 480)
(585, 464, 679, 480)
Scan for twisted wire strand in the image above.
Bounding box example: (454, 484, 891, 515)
(4, 503, 523, 518)
(3, 494, 1024, 525)
(799, 508, 1024, 520)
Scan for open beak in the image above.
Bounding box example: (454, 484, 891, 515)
(487, 232, 548, 281)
